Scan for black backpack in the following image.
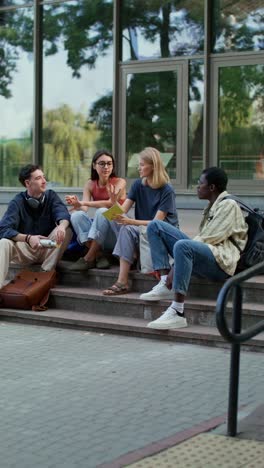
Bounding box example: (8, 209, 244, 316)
(224, 196, 264, 272)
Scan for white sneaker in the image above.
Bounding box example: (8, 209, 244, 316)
(147, 306, 187, 330)
(140, 280, 174, 301)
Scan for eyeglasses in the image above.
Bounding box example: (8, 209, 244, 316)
(96, 161, 113, 168)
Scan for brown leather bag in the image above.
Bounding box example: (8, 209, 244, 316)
(0, 270, 57, 311)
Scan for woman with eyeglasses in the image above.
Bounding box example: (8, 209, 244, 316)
(65, 149, 126, 270)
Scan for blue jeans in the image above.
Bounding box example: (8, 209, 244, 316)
(113, 225, 140, 264)
(88, 209, 138, 264)
(70, 211, 93, 245)
(70, 208, 117, 251)
(147, 220, 229, 296)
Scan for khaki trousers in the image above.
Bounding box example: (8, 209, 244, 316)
(0, 227, 72, 288)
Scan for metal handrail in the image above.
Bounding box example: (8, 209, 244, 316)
(215, 260, 264, 437)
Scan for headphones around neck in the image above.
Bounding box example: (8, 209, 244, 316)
(26, 193, 45, 209)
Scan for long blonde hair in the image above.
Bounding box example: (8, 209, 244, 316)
(139, 147, 170, 189)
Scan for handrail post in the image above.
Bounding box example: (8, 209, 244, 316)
(216, 261, 264, 437)
(227, 284, 242, 436)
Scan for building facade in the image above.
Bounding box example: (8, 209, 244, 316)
(0, 0, 263, 205)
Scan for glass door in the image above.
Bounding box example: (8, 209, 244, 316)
(211, 56, 264, 187)
(120, 61, 187, 186)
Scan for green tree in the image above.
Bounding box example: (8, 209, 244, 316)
(219, 65, 264, 132)
(0, 8, 33, 98)
(2, 0, 263, 184)
(43, 104, 100, 186)
(218, 64, 264, 178)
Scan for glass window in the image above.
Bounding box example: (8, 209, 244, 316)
(125, 70, 177, 179)
(188, 60, 204, 187)
(213, 1, 264, 53)
(121, 0, 204, 61)
(0, 7, 33, 187)
(42, 0, 113, 187)
(0, 1, 32, 7)
(218, 64, 264, 180)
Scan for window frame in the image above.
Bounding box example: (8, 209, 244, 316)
(118, 58, 189, 189)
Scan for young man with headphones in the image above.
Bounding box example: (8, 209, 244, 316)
(0, 164, 72, 288)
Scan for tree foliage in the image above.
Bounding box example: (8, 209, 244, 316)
(43, 104, 100, 186)
(0, 0, 263, 185)
(219, 65, 264, 132)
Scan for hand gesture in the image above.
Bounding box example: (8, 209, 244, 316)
(107, 184, 121, 205)
(65, 195, 82, 211)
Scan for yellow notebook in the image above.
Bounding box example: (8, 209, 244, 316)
(102, 203, 124, 221)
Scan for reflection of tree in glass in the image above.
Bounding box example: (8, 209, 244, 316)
(1, 1, 113, 183)
(89, 92, 112, 150)
(43, 105, 100, 186)
(1, 1, 113, 96)
(121, 0, 204, 58)
(0, 8, 33, 98)
(219, 65, 264, 179)
(188, 60, 204, 184)
(219, 66, 264, 131)
(43, 1, 113, 77)
(1, 1, 204, 144)
(126, 71, 177, 154)
(42, 0, 204, 150)
(213, 1, 264, 52)
(0, 137, 31, 186)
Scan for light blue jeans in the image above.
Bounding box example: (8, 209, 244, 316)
(147, 220, 230, 296)
(70, 208, 117, 251)
(88, 209, 138, 264)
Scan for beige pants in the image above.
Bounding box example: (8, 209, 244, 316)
(0, 227, 72, 288)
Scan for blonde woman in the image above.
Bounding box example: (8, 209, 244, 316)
(101, 147, 179, 295)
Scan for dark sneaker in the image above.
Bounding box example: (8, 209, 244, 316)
(96, 256, 110, 269)
(67, 257, 96, 271)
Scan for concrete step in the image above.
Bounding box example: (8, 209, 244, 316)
(8, 262, 224, 299)
(57, 262, 264, 304)
(48, 286, 264, 330)
(0, 307, 263, 352)
(8, 261, 264, 303)
(5, 263, 264, 351)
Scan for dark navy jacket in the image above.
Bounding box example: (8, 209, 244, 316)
(0, 190, 71, 239)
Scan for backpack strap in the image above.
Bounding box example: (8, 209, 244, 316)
(221, 195, 248, 254)
(222, 195, 256, 215)
(229, 236, 242, 253)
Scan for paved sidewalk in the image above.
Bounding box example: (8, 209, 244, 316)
(0, 322, 263, 468)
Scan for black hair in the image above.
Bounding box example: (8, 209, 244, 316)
(90, 149, 116, 181)
(202, 166, 228, 192)
(19, 164, 41, 187)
